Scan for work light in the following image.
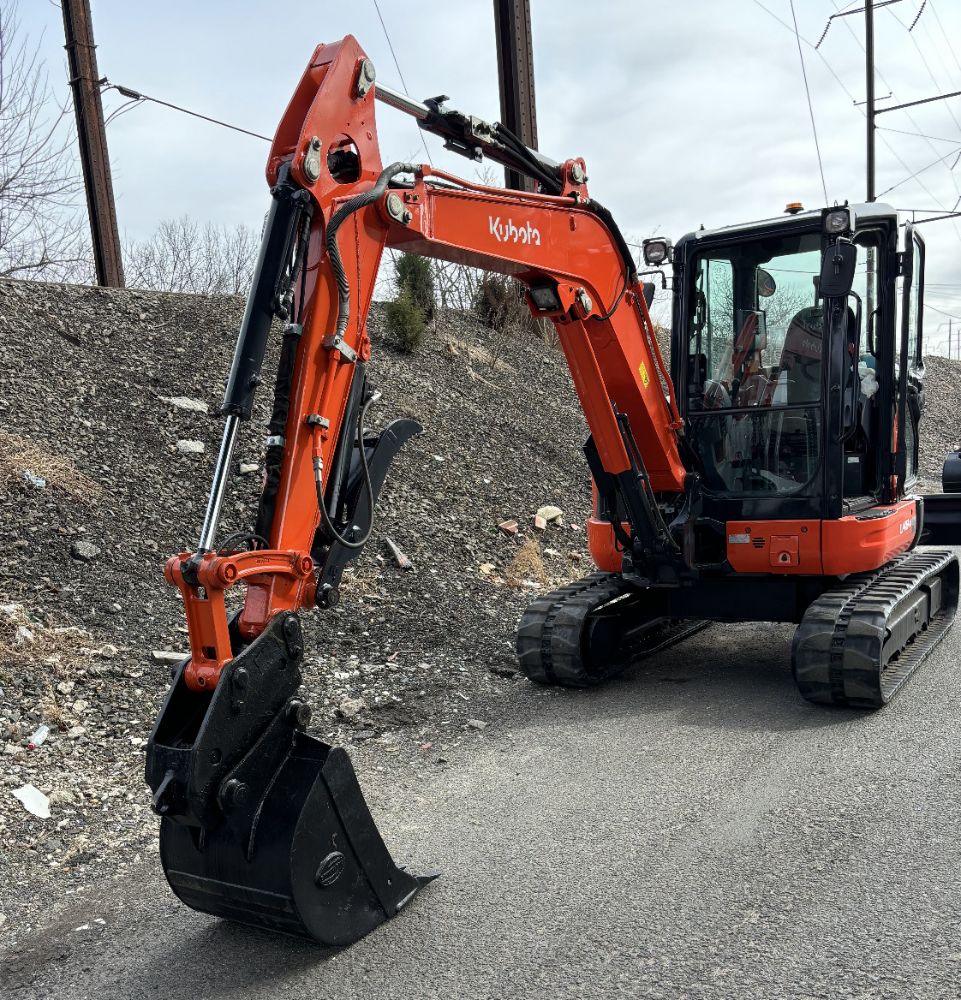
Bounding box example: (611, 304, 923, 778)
(642, 238, 672, 266)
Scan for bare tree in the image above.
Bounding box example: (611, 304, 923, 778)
(123, 216, 259, 295)
(0, 3, 89, 281)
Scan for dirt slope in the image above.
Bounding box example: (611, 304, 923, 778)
(0, 279, 593, 929)
(1, 278, 959, 937)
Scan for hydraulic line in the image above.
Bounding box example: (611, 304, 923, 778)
(325, 161, 418, 343)
(313, 391, 380, 550)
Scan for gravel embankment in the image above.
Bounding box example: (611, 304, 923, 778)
(0, 277, 958, 940)
(0, 279, 593, 932)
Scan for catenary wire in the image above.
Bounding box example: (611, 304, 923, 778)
(790, 0, 829, 202)
(100, 81, 271, 141)
(370, 0, 433, 166)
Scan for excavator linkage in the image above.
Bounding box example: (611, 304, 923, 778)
(147, 613, 435, 945)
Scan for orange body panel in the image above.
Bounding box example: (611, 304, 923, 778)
(820, 500, 918, 575)
(725, 520, 823, 574)
(588, 501, 919, 579)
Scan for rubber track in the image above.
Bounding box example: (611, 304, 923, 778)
(516, 573, 708, 688)
(793, 548, 959, 709)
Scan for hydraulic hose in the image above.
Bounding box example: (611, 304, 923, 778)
(325, 161, 418, 344)
(313, 391, 379, 550)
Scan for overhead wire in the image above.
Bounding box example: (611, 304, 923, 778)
(828, 0, 961, 236)
(752, 0, 949, 212)
(928, 0, 961, 78)
(100, 81, 271, 141)
(370, 0, 433, 166)
(789, 0, 830, 203)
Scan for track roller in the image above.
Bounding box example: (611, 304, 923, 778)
(516, 572, 707, 687)
(793, 548, 960, 709)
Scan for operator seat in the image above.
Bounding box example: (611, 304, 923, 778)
(771, 307, 824, 487)
(778, 306, 823, 404)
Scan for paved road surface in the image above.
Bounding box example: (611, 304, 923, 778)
(5, 608, 961, 999)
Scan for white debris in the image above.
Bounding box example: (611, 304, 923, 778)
(12, 783, 50, 818)
(23, 470, 46, 488)
(176, 439, 205, 455)
(238, 462, 259, 475)
(28, 724, 49, 748)
(151, 650, 187, 664)
(14, 624, 34, 645)
(161, 396, 209, 413)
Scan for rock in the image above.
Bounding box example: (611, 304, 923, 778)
(238, 462, 259, 475)
(466, 719, 487, 730)
(67, 725, 86, 739)
(57, 680, 75, 695)
(176, 439, 205, 455)
(384, 536, 414, 571)
(543, 548, 561, 558)
(536, 505, 563, 524)
(70, 540, 101, 561)
(478, 562, 495, 575)
(14, 624, 34, 644)
(12, 783, 50, 818)
(336, 697, 368, 721)
(498, 519, 519, 536)
(151, 650, 186, 664)
(533, 514, 547, 532)
(160, 395, 209, 413)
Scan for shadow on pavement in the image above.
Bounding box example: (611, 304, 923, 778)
(114, 916, 336, 1000)
(507, 620, 867, 737)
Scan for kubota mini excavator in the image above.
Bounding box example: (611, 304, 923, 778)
(146, 36, 961, 945)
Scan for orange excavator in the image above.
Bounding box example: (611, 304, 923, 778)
(145, 36, 961, 945)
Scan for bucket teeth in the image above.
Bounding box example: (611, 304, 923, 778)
(145, 611, 435, 946)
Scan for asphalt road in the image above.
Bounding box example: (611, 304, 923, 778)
(5, 599, 961, 1000)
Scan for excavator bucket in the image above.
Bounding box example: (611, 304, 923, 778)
(146, 612, 435, 945)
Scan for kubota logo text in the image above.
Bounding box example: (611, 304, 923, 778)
(489, 216, 541, 246)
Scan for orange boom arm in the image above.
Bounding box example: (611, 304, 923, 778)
(165, 35, 689, 691)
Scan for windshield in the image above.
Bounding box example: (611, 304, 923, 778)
(687, 230, 825, 497)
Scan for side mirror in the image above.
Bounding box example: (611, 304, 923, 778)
(819, 239, 857, 298)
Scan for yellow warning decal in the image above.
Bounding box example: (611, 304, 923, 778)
(638, 362, 650, 388)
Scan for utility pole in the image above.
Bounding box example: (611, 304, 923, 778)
(865, 0, 876, 202)
(492, 0, 538, 191)
(62, 0, 124, 287)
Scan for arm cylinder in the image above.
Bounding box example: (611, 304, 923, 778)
(221, 164, 304, 420)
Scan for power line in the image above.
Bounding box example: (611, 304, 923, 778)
(101, 82, 271, 141)
(370, 0, 433, 165)
(789, 0, 829, 202)
(929, 0, 961, 78)
(877, 145, 961, 197)
(878, 124, 961, 143)
(752, 0, 955, 218)
(815, 0, 903, 48)
(828, 1, 961, 240)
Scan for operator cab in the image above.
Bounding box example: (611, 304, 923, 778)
(667, 203, 924, 527)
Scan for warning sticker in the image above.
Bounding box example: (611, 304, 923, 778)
(638, 362, 650, 388)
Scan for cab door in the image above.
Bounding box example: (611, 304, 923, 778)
(895, 224, 924, 492)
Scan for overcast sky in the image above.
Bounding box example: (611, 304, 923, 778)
(21, 0, 961, 354)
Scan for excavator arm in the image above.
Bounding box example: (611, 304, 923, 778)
(145, 35, 692, 945)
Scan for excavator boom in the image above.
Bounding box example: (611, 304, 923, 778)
(145, 34, 959, 946)
(145, 34, 690, 945)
